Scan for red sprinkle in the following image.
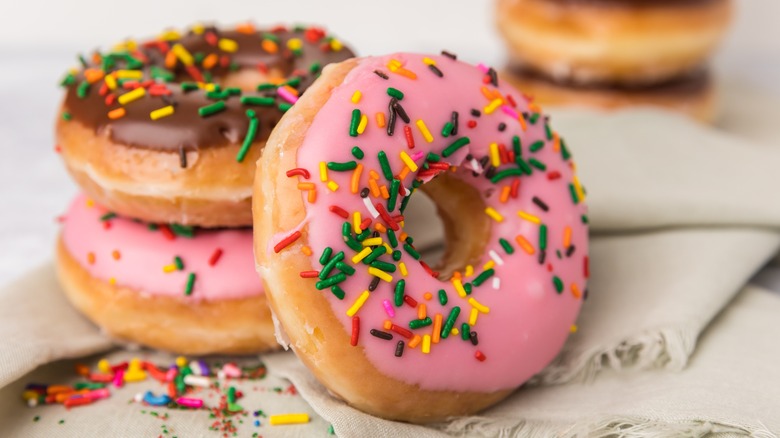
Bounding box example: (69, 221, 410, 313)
(467, 120, 477, 129)
(299, 270, 319, 278)
(475, 351, 486, 362)
(185, 65, 204, 82)
(159, 225, 176, 241)
(274, 230, 302, 253)
(547, 171, 561, 180)
(420, 261, 439, 278)
(328, 205, 350, 219)
(204, 32, 218, 46)
(510, 179, 521, 198)
(64, 396, 93, 408)
(350, 316, 360, 346)
(375, 203, 399, 231)
(584, 256, 590, 278)
(403, 295, 417, 308)
(208, 248, 223, 266)
(506, 94, 517, 108)
(102, 221, 112, 230)
(390, 324, 413, 339)
(286, 168, 311, 179)
(404, 125, 415, 149)
(359, 218, 372, 231)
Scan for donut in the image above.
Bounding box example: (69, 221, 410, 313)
(496, 0, 734, 85)
(57, 23, 354, 228)
(502, 66, 717, 123)
(254, 53, 589, 422)
(56, 194, 275, 355)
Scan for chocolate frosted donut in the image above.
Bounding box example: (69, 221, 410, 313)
(57, 23, 355, 227)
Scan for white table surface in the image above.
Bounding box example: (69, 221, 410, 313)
(1, 0, 779, 291)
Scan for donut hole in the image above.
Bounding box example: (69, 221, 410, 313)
(404, 173, 491, 281)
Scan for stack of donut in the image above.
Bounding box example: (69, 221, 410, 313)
(54, 23, 354, 355)
(496, 0, 734, 123)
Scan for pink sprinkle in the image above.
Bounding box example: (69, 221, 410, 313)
(501, 105, 519, 120)
(176, 397, 204, 408)
(476, 63, 489, 73)
(382, 299, 395, 318)
(87, 388, 111, 400)
(411, 151, 424, 161)
(277, 87, 298, 104)
(164, 368, 177, 383)
(113, 369, 124, 388)
(222, 363, 242, 378)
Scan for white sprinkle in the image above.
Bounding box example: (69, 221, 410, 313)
(493, 277, 501, 290)
(133, 392, 144, 403)
(470, 158, 482, 174)
(363, 196, 380, 218)
(489, 250, 504, 266)
(183, 375, 211, 388)
(189, 360, 204, 376)
(27, 399, 38, 408)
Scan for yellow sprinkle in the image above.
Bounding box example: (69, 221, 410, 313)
(115, 70, 143, 79)
(485, 207, 504, 222)
(465, 265, 474, 277)
(171, 43, 194, 66)
(203, 83, 217, 92)
(573, 175, 586, 202)
(453, 278, 467, 298)
(346, 291, 370, 317)
(422, 57, 436, 66)
(117, 87, 146, 105)
(383, 243, 393, 254)
(399, 150, 418, 172)
(368, 267, 393, 283)
(451, 328, 459, 336)
(484, 98, 503, 115)
(327, 180, 339, 192)
(191, 23, 205, 34)
(98, 359, 111, 373)
(150, 105, 174, 120)
(361, 237, 383, 247)
(162, 264, 177, 273)
(319, 162, 328, 182)
(330, 39, 343, 51)
(388, 59, 402, 70)
(287, 38, 302, 51)
(517, 210, 541, 224)
(570, 325, 578, 333)
(468, 297, 490, 314)
(469, 308, 479, 325)
(218, 38, 238, 53)
(489, 142, 501, 167)
(104, 74, 117, 90)
(422, 335, 431, 354)
(415, 119, 434, 143)
(269, 413, 310, 426)
(357, 114, 368, 135)
(351, 90, 362, 103)
(175, 356, 187, 368)
(301, 246, 312, 256)
(351, 247, 372, 264)
(409, 335, 422, 349)
(483, 260, 496, 271)
(399, 262, 408, 277)
(109, 277, 116, 285)
(352, 212, 362, 234)
(158, 30, 181, 41)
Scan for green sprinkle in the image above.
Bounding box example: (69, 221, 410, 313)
(73, 382, 106, 390)
(387, 229, 398, 248)
(257, 83, 276, 91)
(386, 87, 404, 100)
(464, 283, 472, 295)
(170, 224, 195, 238)
(150, 66, 174, 82)
(569, 184, 580, 204)
(356, 228, 371, 242)
(400, 193, 412, 213)
(545, 123, 553, 140)
(403, 243, 421, 260)
(561, 139, 571, 160)
(236, 110, 258, 163)
(198, 101, 226, 117)
(529, 113, 540, 124)
(442, 137, 470, 157)
(206, 90, 232, 100)
(319, 251, 345, 280)
(328, 424, 335, 435)
(181, 82, 199, 92)
(363, 246, 386, 265)
(335, 261, 355, 275)
(319, 247, 333, 265)
(344, 236, 362, 252)
(438, 289, 448, 305)
(516, 157, 533, 175)
(539, 224, 548, 250)
(240, 96, 274, 106)
(33, 416, 40, 422)
(581, 215, 589, 224)
(490, 168, 523, 183)
(174, 256, 184, 270)
(388, 179, 400, 212)
(440, 306, 461, 339)
(62, 111, 72, 121)
(529, 140, 544, 152)
(499, 238, 514, 254)
(377, 151, 393, 181)
(309, 62, 321, 74)
(331, 285, 345, 300)
(528, 158, 546, 170)
(315, 273, 347, 290)
(327, 161, 357, 171)
(99, 212, 116, 222)
(553, 276, 564, 293)
(349, 109, 361, 137)
(461, 323, 471, 340)
(184, 273, 196, 296)
(441, 122, 454, 137)
(285, 77, 302, 87)
(426, 152, 440, 162)
(351, 146, 364, 160)
(394, 280, 405, 306)
(77, 81, 90, 98)
(147, 223, 159, 231)
(262, 32, 280, 42)
(392, 250, 402, 261)
(472, 269, 495, 287)
(512, 135, 522, 156)
(370, 260, 396, 273)
(60, 73, 76, 87)
(409, 317, 432, 329)
(278, 102, 293, 112)
(59, 419, 65, 425)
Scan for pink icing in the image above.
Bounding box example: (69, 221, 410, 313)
(285, 53, 589, 393)
(62, 194, 262, 301)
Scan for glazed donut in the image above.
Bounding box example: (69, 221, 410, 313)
(57, 23, 354, 228)
(501, 66, 717, 123)
(496, 0, 734, 85)
(56, 194, 276, 355)
(254, 53, 589, 422)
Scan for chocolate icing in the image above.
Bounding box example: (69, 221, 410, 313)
(61, 25, 355, 151)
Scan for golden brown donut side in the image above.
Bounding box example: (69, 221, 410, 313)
(253, 59, 512, 423)
(496, 0, 734, 85)
(56, 237, 278, 355)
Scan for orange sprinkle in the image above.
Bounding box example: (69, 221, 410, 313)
(563, 226, 572, 248)
(107, 108, 126, 119)
(529, 102, 543, 113)
(432, 314, 443, 344)
(369, 170, 380, 180)
(393, 67, 417, 79)
(87, 252, 96, 265)
(452, 271, 462, 280)
(375, 112, 386, 128)
(307, 189, 317, 203)
(423, 292, 433, 300)
(399, 232, 408, 241)
(499, 185, 511, 203)
(351, 163, 363, 194)
(261, 39, 278, 54)
(235, 22, 256, 34)
(374, 223, 387, 233)
(164, 50, 177, 69)
(202, 53, 219, 69)
(111, 250, 121, 260)
(84, 69, 105, 84)
(417, 304, 427, 320)
(301, 246, 313, 256)
(379, 185, 390, 200)
(281, 85, 299, 97)
(297, 182, 315, 190)
(383, 320, 392, 330)
(571, 283, 582, 299)
(553, 132, 561, 152)
(515, 235, 535, 255)
(398, 166, 410, 181)
(409, 335, 422, 349)
(518, 114, 527, 131)
(368, 178, 381, 198)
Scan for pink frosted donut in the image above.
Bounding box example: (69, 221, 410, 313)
(254, 53, 589, 422)
(56, 194, 278, 355)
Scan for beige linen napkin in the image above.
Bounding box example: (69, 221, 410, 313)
(1, 110, 780, 436)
